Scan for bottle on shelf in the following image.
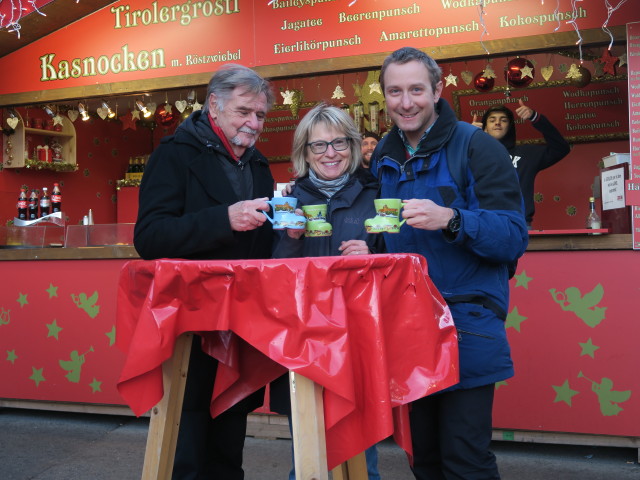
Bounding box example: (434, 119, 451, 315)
(585, 197, 601, 234)
(125, 157, 134, 180)
(28, 190, 39, 220)
(51, 183, 62, 213)
(17, 188, 28, 220)
(39, 187, 51, 217)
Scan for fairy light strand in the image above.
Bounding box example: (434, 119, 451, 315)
(602, 0, 628, 50)
(566, 0, 584, 63)
(553, 0, 561, 31)
(477, 0, 490, 55)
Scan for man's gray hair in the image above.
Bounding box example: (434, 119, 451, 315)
(202, 64, 274, 113)
(380, 47, 442, 94)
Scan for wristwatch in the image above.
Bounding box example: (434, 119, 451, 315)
(446, 208, 461, 234)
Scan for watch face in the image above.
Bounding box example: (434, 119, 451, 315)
(448, 210, 461, 232)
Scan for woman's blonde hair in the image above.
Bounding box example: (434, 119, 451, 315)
(291, 102, 362, 178)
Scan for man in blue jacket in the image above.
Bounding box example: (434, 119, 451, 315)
(370, 47, 528, 479)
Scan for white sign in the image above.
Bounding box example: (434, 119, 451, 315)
(601, 166, 626, 211)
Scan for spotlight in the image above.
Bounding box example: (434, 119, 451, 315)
(78, 102, 90, 121)
(136, 100, 152, 118)
(101, 100, 116, 119)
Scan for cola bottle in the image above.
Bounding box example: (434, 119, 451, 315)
(17, 188, 28, 220)
(51, 183, 62, 213)
(28, 190, 39, 220)
(39, 187, 51, 217)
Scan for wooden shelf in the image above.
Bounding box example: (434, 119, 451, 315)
(2, 108, 76, 169)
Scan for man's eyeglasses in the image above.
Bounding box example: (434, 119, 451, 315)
(306, 137, 350, 154)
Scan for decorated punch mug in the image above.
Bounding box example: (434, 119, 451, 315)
(262, 197, 306, 230)
(364, 198, 406, 233)
(301, 204, 332, 237)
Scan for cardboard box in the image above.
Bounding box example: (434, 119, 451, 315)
(602, 153, 630, 168)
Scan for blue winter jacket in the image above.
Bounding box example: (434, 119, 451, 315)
(370, 99, 528, 389)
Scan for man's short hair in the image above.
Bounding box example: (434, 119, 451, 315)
(481, 105, 514, 130)
(380, 47, 442, 94)
(362, 130, 381, 142)
(202, 64, 274, 114)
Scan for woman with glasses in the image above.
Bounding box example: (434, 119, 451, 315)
(271, 102, 384, 479)
(272, 102, 384, 259)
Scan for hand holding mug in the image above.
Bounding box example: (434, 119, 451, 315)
(228, 198, 269, 231)
(402, 198, 452, 231)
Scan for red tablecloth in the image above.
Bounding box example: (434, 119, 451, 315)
(116, 254, 458, 469)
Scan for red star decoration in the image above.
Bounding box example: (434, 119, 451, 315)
(596, 49, 618, 76)
(120, 110, 137, 131)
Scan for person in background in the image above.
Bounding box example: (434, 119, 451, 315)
(471, 99, 571, 226)
(134, 64, 275, 479)
(370, 46, 528, 479)
(270, 102, 384, 480)
(361, 130, 380, 167)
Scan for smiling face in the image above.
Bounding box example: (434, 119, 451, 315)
(306, 124, 352, 181)
(484, 112, 511, 140)
(208, 87, 268, 157)
(361, 136, 378, 167)
(382, 60, 443, 148)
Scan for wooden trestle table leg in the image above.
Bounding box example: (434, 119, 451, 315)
(289, 371, 368, 480)
(141, 333, 193, 480)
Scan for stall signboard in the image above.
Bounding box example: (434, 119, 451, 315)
(628, 22, 640, 250)
(1, 0, 640, 96)
(453, 78, 629, 144)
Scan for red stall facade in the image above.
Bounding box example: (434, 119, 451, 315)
(1, 0, 639, 458)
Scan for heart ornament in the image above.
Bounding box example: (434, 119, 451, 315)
(67, 110, 79, 122)
(460, 70, 474, 86)
(6, 117, 19, 129)
(541, 65, 554, 81)
(146, 102, 157, 115)
(96, 107, 108, 120)
(175, 100, 187, 113)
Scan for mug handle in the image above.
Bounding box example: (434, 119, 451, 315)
(399, 202, 408, 226)
(261, 199, 274, 223)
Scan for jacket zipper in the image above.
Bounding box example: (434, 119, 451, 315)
(457, 329, 495, 341)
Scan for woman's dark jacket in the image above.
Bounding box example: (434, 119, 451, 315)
(272, 167, 384, 258)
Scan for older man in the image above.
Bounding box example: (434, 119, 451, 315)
(370, 47, 528, 479)
(134, 64, 275, 479)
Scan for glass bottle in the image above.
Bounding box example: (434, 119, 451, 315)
(17, 188, 28, 220)
(51, 183, 62, 213)
(39, 187, 51, 217)
(585, 197, 601, 234)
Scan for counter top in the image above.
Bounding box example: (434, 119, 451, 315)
(0, 245, 139, 261)
(0, 234, 634, 261)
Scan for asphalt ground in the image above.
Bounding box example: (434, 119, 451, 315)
(0, 408, 638, 479)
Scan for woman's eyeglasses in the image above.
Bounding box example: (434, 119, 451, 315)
(306, 137, 350, 154)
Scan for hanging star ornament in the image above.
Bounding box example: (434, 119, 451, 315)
(120, 111, 137, 131)
(618, 53, 627, 68)
(332, 85, 346, 100)
(192, 100, 203, 111)
(483, 64, 496, 79)
(596, 49, 618, 76)
(281, 89, 295, 105)
(131, 109, 141, 120)
(520, 63, 534, 79)
(52, 115, 64, 126)
(369, 82, 382, 95)
(445, 72, 458, 87)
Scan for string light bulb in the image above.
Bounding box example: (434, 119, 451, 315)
(101, 100, 116, 119)
(78, 102, 90, 121)
(135, 99, 152, 118)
